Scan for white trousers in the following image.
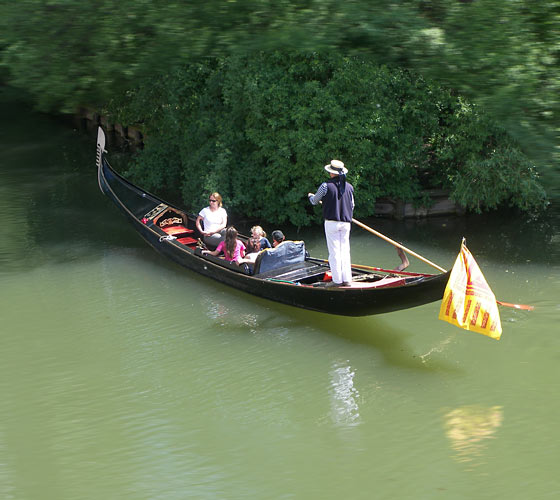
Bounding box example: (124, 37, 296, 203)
(324, 220, 352, 284)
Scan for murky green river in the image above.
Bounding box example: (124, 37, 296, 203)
(1, 92, 559, 499)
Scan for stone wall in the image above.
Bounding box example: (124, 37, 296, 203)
(74, 107, 144, 151)
(374, 190, 465, 219)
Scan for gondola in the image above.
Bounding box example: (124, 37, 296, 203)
(96, 127, 450, 316)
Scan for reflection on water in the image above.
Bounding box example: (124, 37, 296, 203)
(329, 361, 360, 427)
(200, 292, 273, 334)
(443, 405, 503, 465)
(201, 294, 231, 323)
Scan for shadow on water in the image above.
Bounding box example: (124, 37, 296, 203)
(144, 246, 463, 374)
(281, 305, 462, 374)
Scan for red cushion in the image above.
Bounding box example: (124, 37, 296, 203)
(177, 236, 198, 246)
(162, 225, 193, 235)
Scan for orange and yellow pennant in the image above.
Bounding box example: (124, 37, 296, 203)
(439, 241, 502, 340)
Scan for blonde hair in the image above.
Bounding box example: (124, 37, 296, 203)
(250, 225, 266, 238)
(210, 192, 223, 207)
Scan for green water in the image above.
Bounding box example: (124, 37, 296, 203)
(1, 94, 559, 499)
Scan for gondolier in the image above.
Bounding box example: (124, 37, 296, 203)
(308, 159, 355, 286)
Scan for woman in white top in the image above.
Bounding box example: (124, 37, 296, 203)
(196, 192, 227, 249)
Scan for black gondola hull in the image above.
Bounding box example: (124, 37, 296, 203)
(96, 128, 450, 317)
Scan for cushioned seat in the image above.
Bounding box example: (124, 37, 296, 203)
(162, 225, 193, 236)
(253, 241, 306, 275)
(177, 236, 198, 246)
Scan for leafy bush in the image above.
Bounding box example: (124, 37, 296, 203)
(119, 52, 546, 226)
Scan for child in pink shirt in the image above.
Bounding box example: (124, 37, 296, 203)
(202, 226, 246, 263)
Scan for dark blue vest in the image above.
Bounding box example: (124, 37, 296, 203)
(322, 178, 354, 222)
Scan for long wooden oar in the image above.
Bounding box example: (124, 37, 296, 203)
(350, 219, 536, 310)
(352, 218, 447, 273)
(496, 300, 534, 311)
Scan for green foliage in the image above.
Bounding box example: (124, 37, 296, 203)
(1, 1, 557, 178)
(1, 1, 555, 212)
(452, 147, 546, 214)
(120, 53, 546, 226)
(412, 0, 560, 174)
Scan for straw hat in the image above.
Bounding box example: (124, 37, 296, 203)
(324, 159, 348, 175)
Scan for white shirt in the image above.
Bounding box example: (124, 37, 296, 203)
(198, 206, 227, 233)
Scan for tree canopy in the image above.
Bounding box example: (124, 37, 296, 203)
(0, 0, 557, 209)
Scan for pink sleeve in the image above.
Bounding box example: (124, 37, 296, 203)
(215, 241, 225, 253)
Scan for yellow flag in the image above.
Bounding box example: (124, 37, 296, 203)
(439, 241, 502, 340)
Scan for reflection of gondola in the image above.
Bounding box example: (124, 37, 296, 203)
(96, 127, 450, 316)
